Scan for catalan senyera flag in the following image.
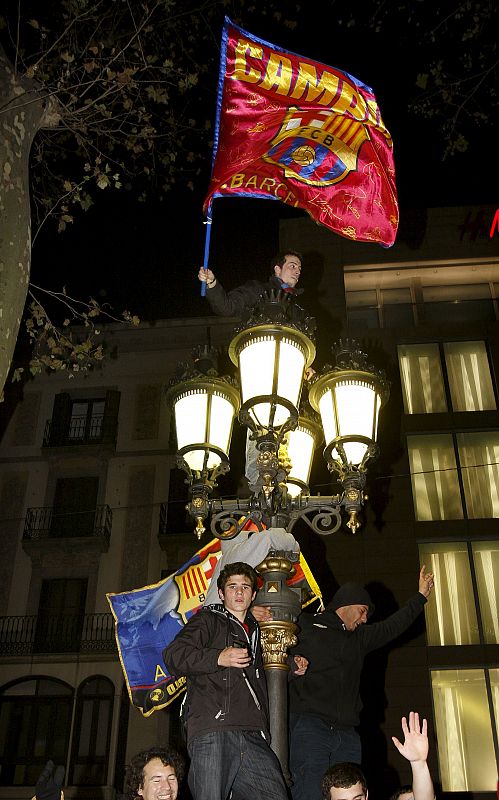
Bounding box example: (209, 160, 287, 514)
(204, 18, 398, 246)
(107, 535, 321, 717)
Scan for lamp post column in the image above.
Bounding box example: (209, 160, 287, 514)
(255, 552, 302, 782)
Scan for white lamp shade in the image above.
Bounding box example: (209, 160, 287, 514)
(285, 424, 316, 497)
(239, 335, 306, 429)
(174, 388, 236, 472)
(314, 374, 382, 467)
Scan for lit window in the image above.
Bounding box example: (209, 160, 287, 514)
(418, 542, 479, 645)
(398, 344, 447, 413)
(457, 431, 499, 518)
(443, 341, 496, 411)
(431, 669, 497, 791)
(407, 434, 463, 520)
(471, 541, 499, 643)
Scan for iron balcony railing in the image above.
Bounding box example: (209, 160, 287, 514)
(43, 414, 118, 447)
(23, 505, 112, 544)
(0, 613, 116, 656)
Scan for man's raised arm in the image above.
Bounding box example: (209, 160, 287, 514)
(392, 711, 435, 800)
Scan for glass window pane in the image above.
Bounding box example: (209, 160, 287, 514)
(444, 341, 496, 411)
(457, 431, 499, 518)
(408, 434, 463, 520)
(431, 669, 497, 791)
(490, 668, 499, 742)
(424, 284, 491, 301)
(471, 542, 499, 643)
(419, 543, 479, 645)
(398, 344, 447, 414)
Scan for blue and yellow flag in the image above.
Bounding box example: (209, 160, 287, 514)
(107, 537, 321, 716)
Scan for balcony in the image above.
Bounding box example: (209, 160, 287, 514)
(43, 414, 118, 448)
(0, 613, 116, 656)
(23, 505, 112, 551)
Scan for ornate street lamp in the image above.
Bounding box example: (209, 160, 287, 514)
(165, 345, 240, 539)
(308, 339, 390, 533)
(166, 297, 389, 776)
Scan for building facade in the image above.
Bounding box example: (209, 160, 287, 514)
(0, 204, 498, 799)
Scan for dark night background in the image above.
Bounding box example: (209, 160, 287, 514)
(25, 3, 498, 326)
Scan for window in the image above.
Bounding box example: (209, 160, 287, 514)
(444, 341, 496, 411)
(408, 434, 463, 520)
(44, 391, 120, 447)
(408, 431, 499, 520)
(398, 344, 447, 413)
(70, 677, 113, 785)
(471, 541, 499, 643)
(69, 399, 105, 440)
(0, 678, 73, 785)
(0, 676, 114, 787)
(431, 668, 498, 791)
(457, 431, 499, 518)
(35, 579, 88, 653)
(418, 541, 499, 646)
(398, 341, 496, 414)
(51, 476, 99, 537)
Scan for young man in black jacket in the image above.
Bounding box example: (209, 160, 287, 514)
(198, 250, 303, 317)
(162, 561, 290, 800)
(289, 566, 434, 800)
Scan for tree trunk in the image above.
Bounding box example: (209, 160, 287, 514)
(0, 46, 58, 395)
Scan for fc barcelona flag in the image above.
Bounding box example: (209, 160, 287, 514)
(204, 18, 399, 246)
(107, 537, 321, 717)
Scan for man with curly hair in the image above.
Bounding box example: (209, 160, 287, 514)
(125, 747, 185, 800)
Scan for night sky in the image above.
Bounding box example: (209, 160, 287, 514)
(27, 4, 497, 324)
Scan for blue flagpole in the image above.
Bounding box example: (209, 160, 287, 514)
(201, 203, 213, 297)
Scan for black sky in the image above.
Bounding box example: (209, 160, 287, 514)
(28, 4, 498, 323)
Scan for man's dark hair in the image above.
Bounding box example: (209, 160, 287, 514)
(271, 250, 303, 271)
(390, 786, 413, 800)
(125, 747, 185, 800)
(217, 562, 258, 593)
(322, 763, 367, 799)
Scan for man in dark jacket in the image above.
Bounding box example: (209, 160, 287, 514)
(289, 566, 434, 800)
(198, 250, 303, 317)
(163, 561, 289, 800)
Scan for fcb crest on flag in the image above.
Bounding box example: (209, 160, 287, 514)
(264, 107, 370, 186)
(204, 18, 399, 246)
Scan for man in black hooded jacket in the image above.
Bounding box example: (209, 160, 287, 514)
(288, 566, 434, 800)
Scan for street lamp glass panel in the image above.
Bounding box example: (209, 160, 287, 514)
(286, 426, 315, 497)
(277, 339, 306, 412)
(239, 336, 305, 428)
(209, 393, 235, 456)
(175, 392, 207, 451)
(317, 379, 381, 467)
(239, 337, 275, 407)
(335, 382, 378, 464)
(174, 389, 236, 472)
(318, 391, 338, 446)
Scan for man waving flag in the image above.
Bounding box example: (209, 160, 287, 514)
(204, 18, 398, 246)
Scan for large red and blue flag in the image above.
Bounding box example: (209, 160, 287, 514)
(107, 534, 321, 717)
(204, 18, 398, 246)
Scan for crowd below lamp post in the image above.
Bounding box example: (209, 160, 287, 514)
(165, 290, 389, 774)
